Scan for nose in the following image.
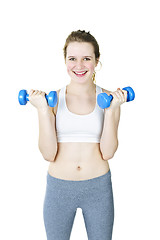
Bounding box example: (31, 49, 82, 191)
(76, 60, 84, 69)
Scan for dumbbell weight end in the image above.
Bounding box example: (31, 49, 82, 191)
(46, 91, 58, 107)
(97, 93, 113, 109)
(122, 87, 135, 102)
(18, 90, 28, 105)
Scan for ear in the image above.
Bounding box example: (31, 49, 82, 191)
(96, 58, 100, 67)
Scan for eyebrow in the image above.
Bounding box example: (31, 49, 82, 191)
(67, 56, 93, 58)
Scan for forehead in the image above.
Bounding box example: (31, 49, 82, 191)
(66, 42, 94, 57)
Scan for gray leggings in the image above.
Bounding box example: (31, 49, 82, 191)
(43, 170, 114, 240)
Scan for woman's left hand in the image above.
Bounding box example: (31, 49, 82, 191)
(109, 88, 128, 110)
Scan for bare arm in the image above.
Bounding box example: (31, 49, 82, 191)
(100, 107, 120, 160)
(38, 107, 57, 161)
(29, 90, 57, 162)
(100, 88, 127, 160)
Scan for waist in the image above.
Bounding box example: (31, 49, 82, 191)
(56, 142, 102, 160)
(48, 142, 110, 181)
(57, 135, 101, 143)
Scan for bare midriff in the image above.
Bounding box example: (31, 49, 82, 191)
(48, 142, 110, 180)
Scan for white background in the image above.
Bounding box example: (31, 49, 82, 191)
(0, 0, 160, 239)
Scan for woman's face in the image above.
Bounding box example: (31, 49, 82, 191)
(65, 42, 98, 84)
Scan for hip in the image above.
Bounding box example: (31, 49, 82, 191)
(44, 169, 113, 213)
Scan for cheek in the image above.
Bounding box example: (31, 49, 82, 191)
(86, 62, 95, 72)
(66, 63, 74, 73)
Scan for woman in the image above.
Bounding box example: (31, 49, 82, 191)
(29, 30, 127, 240)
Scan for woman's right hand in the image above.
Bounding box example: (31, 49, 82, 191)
(29, 90, 49, 111)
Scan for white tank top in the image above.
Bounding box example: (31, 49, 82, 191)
(56, 85, 104, 143)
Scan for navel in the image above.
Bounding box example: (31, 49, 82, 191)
(77, 166, 81, 170)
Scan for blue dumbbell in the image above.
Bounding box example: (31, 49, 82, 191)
(18, 89, 58, 107)
(97, 86, 135, 109)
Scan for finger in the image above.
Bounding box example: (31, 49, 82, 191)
(41, 91, 46, 97)
(122, 90, 128, 102)
(116, 88, 125, 101)
(110, 92, 118, 101)
(37, 90, 42, 96)
(32, 90, 39, 95)
(114, 90, 123, 102)
(117, 89, 125, 102)
(111, 90, 123, 102)
(29, 89, 34, 96)
(37, 91, 46, 98)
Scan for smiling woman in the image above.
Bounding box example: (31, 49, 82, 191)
(33, 30, 125, 239)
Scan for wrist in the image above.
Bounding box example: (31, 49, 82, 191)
(104, 106, 120, 117)
(104, 108, 116, 115)
(37, 106, 50, 115)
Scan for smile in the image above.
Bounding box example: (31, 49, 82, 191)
(73, 71, 88, 77)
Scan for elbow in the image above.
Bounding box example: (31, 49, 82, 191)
(102, 152, 115, 161)
(38, 145, 57, 162)
(101, 140, 118, 161)
(44, 156, 56, 162)
(42, 152, 57, 162)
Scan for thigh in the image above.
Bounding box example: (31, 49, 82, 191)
(43, 185, 77, 240)
(82, 181, 114, 240)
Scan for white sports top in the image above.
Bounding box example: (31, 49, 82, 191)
(56, 85, 104, 143)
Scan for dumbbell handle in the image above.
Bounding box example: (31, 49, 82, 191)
(108, 87, 134, 102)
(25, 93, 50, 102)
(107, 88, 129, 102)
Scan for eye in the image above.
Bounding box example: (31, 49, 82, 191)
(69, 57, 76, 61)
(84, 57, 91, 61)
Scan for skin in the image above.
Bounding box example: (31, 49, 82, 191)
(29, 41, 127, 180)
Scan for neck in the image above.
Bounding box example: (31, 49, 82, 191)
(67, 81, 96, 96)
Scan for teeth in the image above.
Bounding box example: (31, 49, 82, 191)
(74, 71, 87, 75)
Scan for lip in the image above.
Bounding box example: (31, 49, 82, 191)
(73, 71, 88, 77)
